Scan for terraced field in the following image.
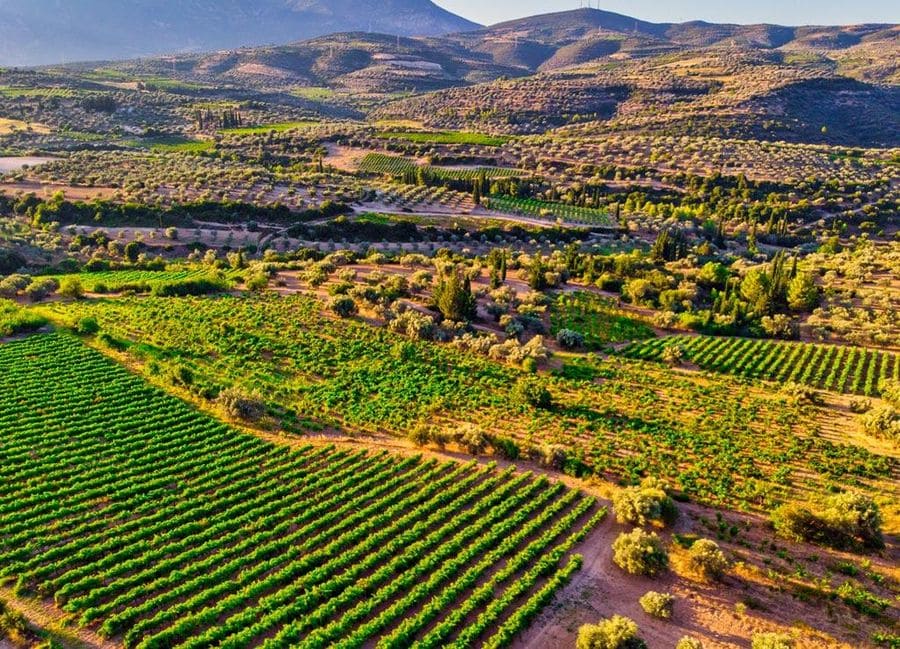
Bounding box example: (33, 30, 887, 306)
(0, 333, 603, 648)
(619, 335, 900, 397)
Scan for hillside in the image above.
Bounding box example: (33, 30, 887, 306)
(0, 0, 480, 67)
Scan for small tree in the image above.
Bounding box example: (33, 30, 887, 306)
(685, 538, 728, 581)
(58, 277, 84, 299)
(612, 529, 668, 576)
(217, 387, 265, 422)
(576, 615, 646, 649)
(512, 378, 553, 409)
(556, 328, 585, 349)
(676, 638, 703, 649)
(612, 477, 677, 526)
(661, 344, 684, 366)
(787, 272, 818, 312)
(328, 296, 358, 318)
(639, 591, 674, 619)
(432, 268, 476, 322)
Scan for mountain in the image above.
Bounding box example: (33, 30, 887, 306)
(446, 9, 898, 72)
(0, 0, 480, 67)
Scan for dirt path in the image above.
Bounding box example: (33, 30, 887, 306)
(0, 586, 116, 649)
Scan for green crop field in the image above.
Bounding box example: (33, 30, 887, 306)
(358, 153, 523, 180)
(45, 269, 239, 293)
(486, 195, 611, 226)
(550, 291, 655, 348)
(0, 333, 602, 648)
(221, 121, 320, 135)
(40, 294, 895, 510)
(619, 335, 900, 397)
(375, 131, 511, 147)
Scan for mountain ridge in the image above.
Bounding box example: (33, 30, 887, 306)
(0, 0, 480, 67)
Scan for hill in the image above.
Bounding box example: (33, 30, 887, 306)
(0, 0, 480, 67)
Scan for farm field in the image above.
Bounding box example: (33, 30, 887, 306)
(486, 196, 612, 226)
(0, 332, 603, 648)
(39, 293, 896, 513)
(620, 335, 900, 398)
(0, 3, 897, 647)
(550, 291, 656, 348)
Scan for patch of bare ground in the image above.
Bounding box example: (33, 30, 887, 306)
(0, 182, 117, 201)
(513, 500, 898, 649)
(0, 587, 114, 649)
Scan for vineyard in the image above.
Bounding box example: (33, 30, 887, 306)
(46, 269, 238, 293)
(0, 332, 603, 648)
(550, 292, 655, 348)
(485, 195, 611, 226)
(619, 335, 900, 397)
(358, 153, 523, 181)
(41, 294, 896, 510)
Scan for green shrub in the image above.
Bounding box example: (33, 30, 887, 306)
(576, 615, 646, 649)
(638, 591, 674, 619)
(836, 580, 890, 617)
(75, 316, 100, 335)
(151, 276, 229, 297)
(675, 638, 703, 649)
(612, 529, 668, 576)
(217, 387, 265, 422)
(57, 276, 84, 299)
(685, 538, 728, 581)
(328, 296, 358, 318)
(612, 477, 677, 526)
(751, 633, 795, 649)
(512, 378, 553, 409)
(556, 328, 585, 349)
(860, 406, 899, 443)
(24, 277, 58, 302)
(772, 492, 883, 550)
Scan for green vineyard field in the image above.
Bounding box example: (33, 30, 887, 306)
(619, 335, 900, 397)
(0, 333, 602, 649)
(358, 153, 523, 181)
(485, 195, 611, 226)
(550, 292, 655, 348)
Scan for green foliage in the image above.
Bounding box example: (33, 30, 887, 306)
(432, 268, 476, 322)
(25, 277, 59, 302)
(751, 633, 795, 649)
(860, 406, 899, 443)
(0, 333, 604, 648)
(555, 328, 585, 349)
(836, 581, 890, 617)
(650, 228, 688, 262)
(512, 378, 553, 410)
(638, 591, 674, 618)
(550, 293, 654, 348)
(75, 316, 100, 335)
(217, 387, 266, 422)
(676, 638, 704, 649)
(685, 538, 729, 581)
(328, 296, 358, 318)
(576, 615, 646, 649)
(620, 336, 898, 398)
(151, 276, 229, 297)
(612, 477, 677, 526)
(0, 300, 47, 337)
(612, 529, 668, 576)
(772, 492, 883, 550)
(58, 276, 84, 299)
(786, 272, 818, 312)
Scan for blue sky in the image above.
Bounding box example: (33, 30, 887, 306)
(436, 0, 899, 27)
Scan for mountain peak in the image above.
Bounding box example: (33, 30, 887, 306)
(0, 0, 480, 66)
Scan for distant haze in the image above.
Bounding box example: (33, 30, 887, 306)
(436, 0, 899, 26)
